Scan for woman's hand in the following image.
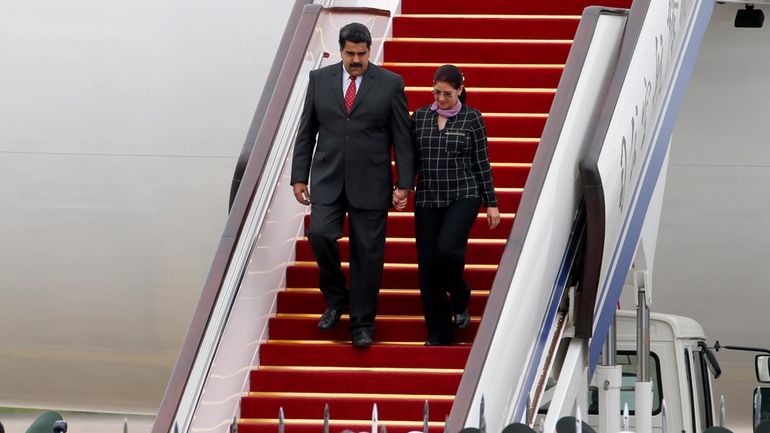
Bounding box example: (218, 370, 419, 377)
(486, 207, 500, 229)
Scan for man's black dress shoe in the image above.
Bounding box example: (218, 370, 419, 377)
(351, 329, 373, 349)
(317, 308, 341, 330)
(424, 339, 452, 346)
(455, 309, 471, 330)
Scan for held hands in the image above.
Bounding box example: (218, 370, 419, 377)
(295, 183, 410, 209)
(486, 207, 501, 230)
(293, 183, 310, 205)
(392, 188, 410, 211)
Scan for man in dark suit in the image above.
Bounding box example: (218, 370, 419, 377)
(290, 23, 414, 348)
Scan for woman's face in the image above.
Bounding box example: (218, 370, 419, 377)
(432, 80, 462, 110)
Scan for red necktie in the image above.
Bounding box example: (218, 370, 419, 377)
(345, 75, 357, 113)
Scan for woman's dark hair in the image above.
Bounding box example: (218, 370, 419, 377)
(339, 23, 372, 49)
(433, 64, 467, 104)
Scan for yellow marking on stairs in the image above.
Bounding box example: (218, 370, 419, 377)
(398, 237, 508, 244)
(275, 313, 481, 321)
(487, 136, 540, 142)
(416, 111, 545, 117)
(393, 159, 536, 165)
(496, 187, 524, 192)
(246, 391, 455, 400)
(481, 112, 549, 117)
(383, 62, 565, 68)
(241, 418, 446, 427)
(399, 14, 582, 19)
(492, 162, 533, 167)
(255, 365, 464, 373)
(407, 111, 548, 118)
(295, 236, 507, 245)
(390, 161, 532, 168)
(391, 37, 573, 44)
(384, 211, 516, 218)
(266, 339, 472, 346)
(265, 339, 363, 345)
(284, 288, 492, 295)
(380, 237, 508, 244)
(291, 261, 499, 270)
(406, 86, 555, 93)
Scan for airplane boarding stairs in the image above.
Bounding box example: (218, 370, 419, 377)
(150, 1, 715, 433)
(238, 2, 630, 432)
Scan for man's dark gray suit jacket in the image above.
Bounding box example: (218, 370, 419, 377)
(290, 62, 415, 210)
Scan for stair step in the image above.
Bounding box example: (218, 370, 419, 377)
(294, 238, 504, 264)
(249, 368, 461, 394)
(406, 87, 554, 114)
(259, 342, 470, 368)
(393, 157, 536, 185)
(240, 394, 452, 421)
(394, 16, 580, 40)
(267, 316, 478, 343)
(391, 162, 531, 188)
(384, 39, 572, 64)
(400, 187, 521, 211)
(400, 0, 631, 15)
(277, 289, 489, 316)
(484, 114, 547, 138)
(302, 213, 514, 239)
(285, 263, 496, 290)
(487, 138, 539, 162)
(387, 63, 563, 89)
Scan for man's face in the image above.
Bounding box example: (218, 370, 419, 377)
(341, 41, 370, 77)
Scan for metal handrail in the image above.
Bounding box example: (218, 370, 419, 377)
(229, 1, 314, 209)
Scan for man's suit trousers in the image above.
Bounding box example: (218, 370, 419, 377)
(308, 193, 387, 332)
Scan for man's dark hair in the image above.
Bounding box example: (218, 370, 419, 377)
(339, 23, 372, 49)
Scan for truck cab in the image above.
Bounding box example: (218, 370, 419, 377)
(596, 310, 719, 433)
(536, 310, 720, 433)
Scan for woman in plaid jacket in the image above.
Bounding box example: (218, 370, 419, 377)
(395, 64, 500, 345)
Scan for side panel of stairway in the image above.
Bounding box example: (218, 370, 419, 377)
(580, 0, 715, 372)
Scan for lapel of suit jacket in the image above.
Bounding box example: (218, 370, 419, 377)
(330, 62, 347, 114)
(349, 63, 377, 114)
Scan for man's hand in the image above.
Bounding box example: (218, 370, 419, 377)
(486, 207, 501, 229)
(293, 183, 310, 205)
(392, 188, 410, 211)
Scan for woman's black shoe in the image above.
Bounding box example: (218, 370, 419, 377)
(455, 309, 471, 330)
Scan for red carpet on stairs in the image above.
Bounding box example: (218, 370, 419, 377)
(237, 1, 630, 432)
